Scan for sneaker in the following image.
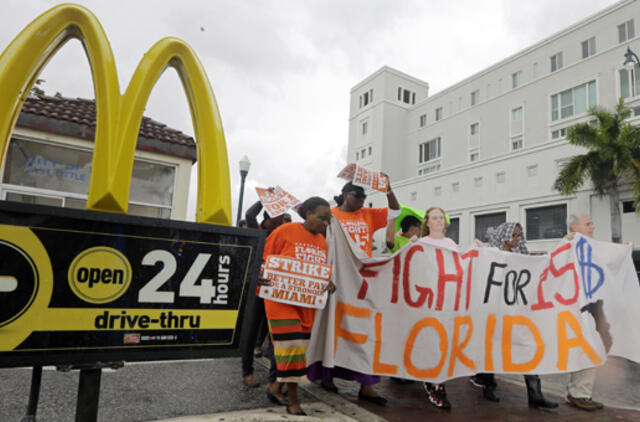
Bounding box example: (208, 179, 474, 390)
(566, 394, 603, 411)
(423, 383, 451, 410)
(468, 376, 483, 388)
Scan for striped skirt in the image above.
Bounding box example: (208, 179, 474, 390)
(268, 318, 312, 383)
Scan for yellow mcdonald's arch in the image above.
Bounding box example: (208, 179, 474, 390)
(0, 3, 231, 225)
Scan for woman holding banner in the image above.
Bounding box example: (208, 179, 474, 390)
(307, 179, 400, 405)
(417, 206, 457, 410)
(262, 196, 334, 416)
(470, 222, 558, 409)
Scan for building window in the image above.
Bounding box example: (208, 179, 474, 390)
(526, 204, 567, 240)
(435, 107, 443, 121)
(474, 176, 483, 187)
(511, 107, 523, 121)
(447, 217, 460, 244)
(511, 135, 523, 151)
(551, 80, 597, 121)
(620, 64, 640, 98)
(3, 138, 175, 218)
(618, 19, 635, 43)
(552, 127, 568, 139)
(410, 191, 417, 201)
(452, 182, 459, 192)
(470, 122, 479, 135)
(471, 89, 480, 106)
(355, 151, 359, 160)
(469, 150, 479, 162)
(417, 163, 441, 176)
(581, 37, 596, 59)
(496, 172, 506, 184)
(420, 114, 427, 127)
(368, 146, 372, 155)
(434, 186, 442, 196)
(412, 92, 416, 105)
(397, 87, 402, 101)
(359, 89, 373, 108)
(623, 200, 635, 213)
(475, 212, 506, 242)
(362, 121, 368, 135)
(418, 137, 441, 163)
(403, 89, 411, 104)
(512, 70, 522, 88)
(550, 52, 563, 72)
(361, 148, 366, 158)
(527, 165, 538, 177)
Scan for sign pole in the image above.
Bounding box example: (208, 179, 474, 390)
(75, 368, 102, 422)
(20, 365, 42, 422)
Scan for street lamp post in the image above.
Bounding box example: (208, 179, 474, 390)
(236, 155, 251, 226)
(623, 46, 640, 69)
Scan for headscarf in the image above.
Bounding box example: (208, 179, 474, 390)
(488, 222, 528, 254)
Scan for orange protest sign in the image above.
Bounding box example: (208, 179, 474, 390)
(337, 163, 388, 193)
(259, 255, 333, 309)
(255, 186, 301, 218)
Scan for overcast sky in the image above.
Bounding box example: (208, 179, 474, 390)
(0, 0, 618, 222)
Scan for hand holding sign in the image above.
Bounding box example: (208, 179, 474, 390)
(255, 186, 301, 218)
(337, 163, 388, 193)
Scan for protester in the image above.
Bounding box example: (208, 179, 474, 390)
(240, 199, 287, 389)
(417, 207, 456, 410)
(385, 214, 421, 254)
(238, 219, 248, 228)
(307, 178, 400, 405)
(470, 222, 558, 409)
(261, 197, 333, 415)
(562, 213, 603, 411)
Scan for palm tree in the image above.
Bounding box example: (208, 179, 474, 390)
(553, 98, 640, 243)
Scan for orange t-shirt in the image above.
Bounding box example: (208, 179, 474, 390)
(331, 206, 388, 257)
(262, 222, 327, 326)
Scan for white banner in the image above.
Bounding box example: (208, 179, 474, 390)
(307, 218, 640, 383)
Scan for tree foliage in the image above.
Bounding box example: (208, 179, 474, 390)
(553, 98, 640, 209)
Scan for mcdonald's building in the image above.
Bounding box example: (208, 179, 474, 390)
(3, 94, 195, 219)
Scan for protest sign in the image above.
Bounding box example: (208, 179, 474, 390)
(307, 218, 640, 383)
(255, 186, 301, 218)
(337, 163, 388, 193)
(259, 255, 332, 309)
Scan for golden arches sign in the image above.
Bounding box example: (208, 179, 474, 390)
(0, 3, 231, 225)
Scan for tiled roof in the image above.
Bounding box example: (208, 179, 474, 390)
(16, 95, 197, 161)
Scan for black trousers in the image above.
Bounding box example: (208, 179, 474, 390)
(241, 294, 277, 383)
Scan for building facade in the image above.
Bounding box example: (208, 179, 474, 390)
(2, 95, 196, 220)
(348, 0, 640, 254)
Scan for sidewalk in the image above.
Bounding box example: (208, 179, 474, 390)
(155, 356, 640, 422)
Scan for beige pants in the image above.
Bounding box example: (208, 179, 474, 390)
(567, 367, 597, 398)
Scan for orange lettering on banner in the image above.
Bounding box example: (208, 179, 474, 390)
(404, 317, 448, 378)
(334, 301, 371, 356)
(502, 315, 545, 372)
(447, 315, 476, 376)
(484, 314, 497, 371)
(556, 311, 602, 370)
(373, 312, 398, 374)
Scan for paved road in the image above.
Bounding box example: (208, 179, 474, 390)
(1, 356, 638, 421)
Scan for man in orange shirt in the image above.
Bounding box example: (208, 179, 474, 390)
(308, 178, 400, 405)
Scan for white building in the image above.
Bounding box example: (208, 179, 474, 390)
(348, 0, 640, 254)
(2, 95, 195, 220)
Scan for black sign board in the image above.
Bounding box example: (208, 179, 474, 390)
(0, 201, 265, 368)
